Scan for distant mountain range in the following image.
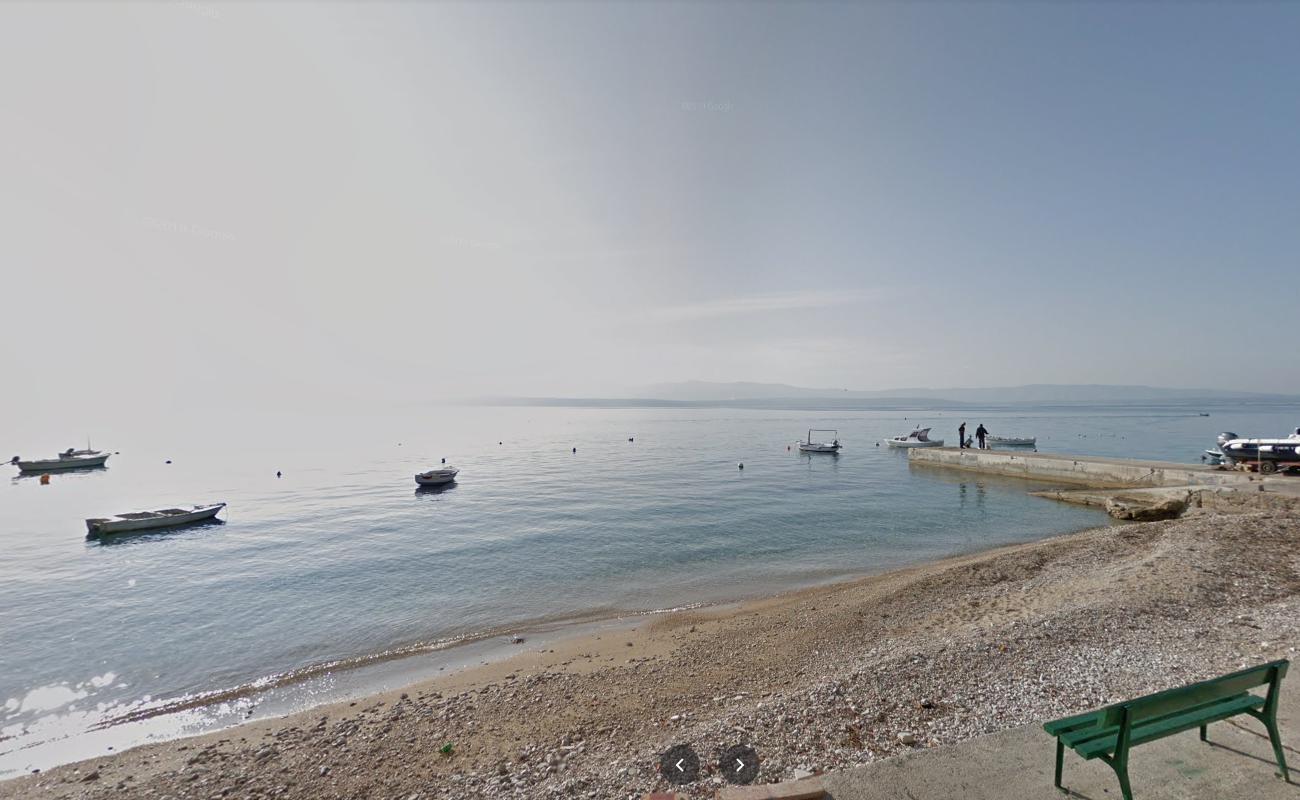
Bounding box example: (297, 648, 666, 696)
(635, 381, 1290, 404)
(478, 381, 1295, 408)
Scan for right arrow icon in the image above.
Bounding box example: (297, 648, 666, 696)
(720, 744, 759, 785)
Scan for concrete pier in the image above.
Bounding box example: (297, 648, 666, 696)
(907, 447, 1300, 495)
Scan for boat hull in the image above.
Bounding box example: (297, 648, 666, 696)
(86, 503, 225, 537)
(1220, 439, 1300, 464)
(17, 454, 110, 471)
(987, 437, 1036, 446)
(415, 469, 459, 486)
(886, 439, 944, 448)
(798, 443, 841, 453)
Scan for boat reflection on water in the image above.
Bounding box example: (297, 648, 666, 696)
(415, 482, 459, 497)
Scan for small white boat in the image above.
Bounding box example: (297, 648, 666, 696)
(798, 429, 842, 453)
(987, 435, 1036, 446)
(86, 502, 225, 538)
(415, 466, 459, 486)
(11, 448, 110, 472)
(886, 427, 944, 448)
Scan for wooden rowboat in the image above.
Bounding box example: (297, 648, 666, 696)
(86, 503, 226, 538)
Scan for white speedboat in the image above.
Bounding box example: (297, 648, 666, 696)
(86, 502, 225, 538)
(415, 466, 459, 486)
(11, 448, 110, 472)
(987, 435, 1036, 446)
(1219, 428, 1300, 474)
(798, 429, 841, 453)
(886, 427, 944, 448)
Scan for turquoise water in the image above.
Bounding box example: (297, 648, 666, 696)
(1, 401, 1295, 774)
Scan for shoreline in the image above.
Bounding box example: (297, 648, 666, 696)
(5, 495, 1298, 799)
(1, 481, 1108, 780)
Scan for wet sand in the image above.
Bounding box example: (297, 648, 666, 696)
(4, 497, 1299, 800)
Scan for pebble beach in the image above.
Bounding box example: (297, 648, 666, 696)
(5, 493, 1298, 800)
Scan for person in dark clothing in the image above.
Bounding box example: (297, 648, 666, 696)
(975, 424, 989, 449)
(958, 422, 967, 449)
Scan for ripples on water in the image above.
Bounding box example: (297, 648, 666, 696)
(2, 402, 1295, 774)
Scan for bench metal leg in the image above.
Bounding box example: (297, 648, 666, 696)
(1112, 762, 1134, 800)
(1264, 717, 1290, 781)
(1054, 739, 1065, 790)
(1199, 723, 1208, 742)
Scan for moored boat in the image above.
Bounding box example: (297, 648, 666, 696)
(86, 502, 226, 538)
(987, 435, 1036, 446)
(886, 427, 944, 448)
(797, 429, 841, 453)
(11, 448, 110, 472)
(415, 466, 459, 486)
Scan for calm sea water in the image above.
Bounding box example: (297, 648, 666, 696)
(2, 401, 1296, 775)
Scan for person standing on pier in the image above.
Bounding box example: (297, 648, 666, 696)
(975, 423, 989, 449)
(958, 422, 967, 449)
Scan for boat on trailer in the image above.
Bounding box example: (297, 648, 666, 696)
(798, 429, 842, 453)
(415, 466, 459, 486)
(11, 447, 110, 472)
(886, 427, 944, 448)
(1219, 429, 1300, 474)
(86, 502, 225, 538)
(987, 435, 1036, 447)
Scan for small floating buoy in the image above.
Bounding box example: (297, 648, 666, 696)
(787, 445, 791, 451)
(498, 441, 502, 445)
(628, 437, 634, 442)
(738, 462, 744, 470)
(276, 471, 282, 478)
(441, 457, 446, 464)
(40, 474, 51, 485)
(165, 460, 172, 464)
(572, 447, 577, 454)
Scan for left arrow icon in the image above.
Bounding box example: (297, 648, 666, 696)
(659, 744, 699, 785)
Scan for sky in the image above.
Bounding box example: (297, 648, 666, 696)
(3, 0, 1299, 421)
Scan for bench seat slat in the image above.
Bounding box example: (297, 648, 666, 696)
(1043, 709, 1104, 736)
(1073, 693, 1264, 760)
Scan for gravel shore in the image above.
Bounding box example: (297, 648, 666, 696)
(5, 499, 1298, 800)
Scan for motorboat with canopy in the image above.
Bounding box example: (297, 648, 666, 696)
(886, 427, 944, 448)
(798, 429, 842, 453)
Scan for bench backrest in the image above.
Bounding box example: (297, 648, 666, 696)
(1101, 659, 1288, 728)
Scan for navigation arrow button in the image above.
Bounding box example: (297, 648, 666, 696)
(658, 744, 699, 785)
(720, 744, 759, 785)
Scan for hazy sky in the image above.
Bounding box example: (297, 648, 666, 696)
(4, 1, 1299, 418)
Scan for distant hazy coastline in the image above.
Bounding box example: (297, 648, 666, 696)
(473, 380, 1298, 410)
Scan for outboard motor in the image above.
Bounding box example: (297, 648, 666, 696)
(1214, 432, 1240, 465)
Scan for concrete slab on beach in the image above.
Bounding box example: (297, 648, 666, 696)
(815, 680, 1299, 800)
(908, 446, 1300, 498)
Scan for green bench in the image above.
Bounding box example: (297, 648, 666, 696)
(1043, 659, 1289, 800)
